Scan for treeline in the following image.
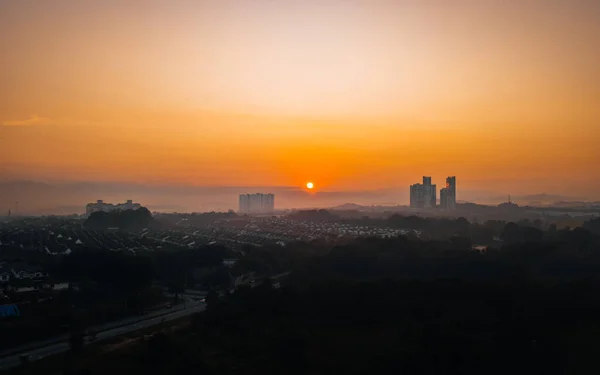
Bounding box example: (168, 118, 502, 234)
(25, 217, 600, 374)
(231, 240, 331, 277)
(118, 221, 600, 374)
(197, 280, 600, 374)
(83, 207, 159, 231)
(583, 217, 600, 235)
(286, 209, 585, 243)
(156, 211, 238, 227)
(286, 209, 339, 223)
(68, 215, 600, 290)
(1, 243, 237, 350)
(54, 244, 237, 292)
(292, 229, 599, 285)
(230, 219, 600, 285)
(62, 279, 600, 375)
(153, 245, 235, 291)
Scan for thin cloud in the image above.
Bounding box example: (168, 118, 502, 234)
(1, 115, 55, 127)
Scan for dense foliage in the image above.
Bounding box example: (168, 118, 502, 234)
(583, 217, 600, 235)
(230, 220, 600, 284)
(6, 214, 600, 374)
(59, 278, 600, 375)
(83, 207, 158, 231)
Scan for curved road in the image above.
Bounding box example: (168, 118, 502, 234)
(0, 301, 206, 371)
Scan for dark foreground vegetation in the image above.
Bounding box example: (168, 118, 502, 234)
(31, 279, 600, 375)
(14, 216, 600, 375)
(178, 280, 600, 375)
(1, 244, 235, 350)
(83, 207, 160, 231)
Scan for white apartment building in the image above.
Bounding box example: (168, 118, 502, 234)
(239, 193, 275, 214)
(410, 176, 437, 209)
(85, 199, 141, 217)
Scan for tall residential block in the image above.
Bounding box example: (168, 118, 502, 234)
(409, 176, 437, 209)
(440, 176, 457, 210)
(239, 193, 275, 214)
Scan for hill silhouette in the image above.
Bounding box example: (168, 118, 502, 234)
(83, 207, 158, 231)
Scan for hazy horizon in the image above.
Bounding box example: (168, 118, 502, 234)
(2, 0, 599, 207)
(0, 178, 595, 216)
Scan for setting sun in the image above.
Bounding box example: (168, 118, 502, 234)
(0, 1, 599, 207)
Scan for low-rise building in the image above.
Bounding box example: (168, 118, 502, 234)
(10, 263, 46, 280)
(85, 199, 141, 217)
(223, 258, 238, 267)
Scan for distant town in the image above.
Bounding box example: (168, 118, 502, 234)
(3, 175, 599, 225)
(1, 178, 600, 371)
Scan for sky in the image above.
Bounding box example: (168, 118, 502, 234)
(1, 0, 599, 205)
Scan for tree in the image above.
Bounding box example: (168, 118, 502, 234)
(274, 336, 308, 374)
(146, 332, 172, 366)
(83, 207, 159, 231)
(205, 290, 219, 309)
(168, 279, 185, 303)
(455, 217, 470, 237)
(68, 314, 86, 355)
(261, 277, 273, 289)
(502, 222, 520, 243)
(19, 354, 30, 367)
(69, 331, 85, 355)
(583, 218, 600, 235)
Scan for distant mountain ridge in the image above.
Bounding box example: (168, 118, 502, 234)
(330, 200, 600, 211)
(490, 193, 588, 206)
(330, 203, 377, 210)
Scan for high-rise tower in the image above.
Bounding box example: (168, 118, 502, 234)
(410, 176, 436, 209)
(238, 193, 275, 214)
(440, 176, 457, 210)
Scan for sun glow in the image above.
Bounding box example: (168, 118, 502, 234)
(306, 182, 314, 190)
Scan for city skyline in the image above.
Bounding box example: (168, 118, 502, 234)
(1, 1, 599, 200)
(2, 178, 596, 216)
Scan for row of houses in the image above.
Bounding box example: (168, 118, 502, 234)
(0, 262, 47, 284)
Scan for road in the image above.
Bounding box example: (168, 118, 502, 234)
(0, 292, 205, 359)
(0, 301, 206, 371)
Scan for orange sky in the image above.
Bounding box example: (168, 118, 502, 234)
(1, 0, 599, 199)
